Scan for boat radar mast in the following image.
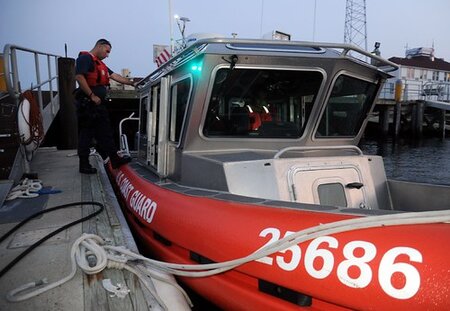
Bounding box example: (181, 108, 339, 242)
(174, 15, 190, 52)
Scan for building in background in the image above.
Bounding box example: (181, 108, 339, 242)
(109, 69, 137, 91)
(380, 48, 450, 102)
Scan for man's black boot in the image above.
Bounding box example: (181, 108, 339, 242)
(79, 157, 97, 174)
(110, 154, 131, 169)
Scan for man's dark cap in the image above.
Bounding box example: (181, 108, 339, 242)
(96, 39, 112, 48)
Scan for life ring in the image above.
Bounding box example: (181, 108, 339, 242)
(18, 97, 32, 144)
(17, 91, 44, 152)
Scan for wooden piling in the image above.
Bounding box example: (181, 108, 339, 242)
(416, 101, 424, 137)
(57, 57, 78, 149)
(411, 103, 417, 136)
(393, 80, 403, 138)
(379, 105, 390, 135)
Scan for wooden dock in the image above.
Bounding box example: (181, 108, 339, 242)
(373, 99, 450, 138)
(0, 147, 182, 311)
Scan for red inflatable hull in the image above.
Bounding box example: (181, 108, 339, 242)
(110, 165, 450, 310)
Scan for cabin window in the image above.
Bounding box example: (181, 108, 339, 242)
(316, 75, 377, 138)
(420, 70, 428, 80)
(203, 68, 322, 138)
(318, 183, 347, 207)
(137, 95, 150, 162)
(170, 77, 192, 143)
(139, 96, 149, 136)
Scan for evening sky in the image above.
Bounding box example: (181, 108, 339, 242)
(1, 0, 449, 77)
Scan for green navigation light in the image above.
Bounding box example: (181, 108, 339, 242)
(190, 62, 202, 72)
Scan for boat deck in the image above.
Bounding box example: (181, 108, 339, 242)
(0, 147, 159, 310)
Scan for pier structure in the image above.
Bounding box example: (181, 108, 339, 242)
(374, 47, 450, 138)
(375, 80, 450, 138)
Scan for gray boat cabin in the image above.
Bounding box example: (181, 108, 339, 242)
(132, 38, 406, 211)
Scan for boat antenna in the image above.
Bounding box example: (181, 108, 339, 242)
(174, 15, 190, 50)
(259, 0, 264, 37)
(169, 0, 174, 54)
(313, 0, 317, 41)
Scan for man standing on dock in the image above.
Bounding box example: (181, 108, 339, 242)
(75, 38, 135, 174)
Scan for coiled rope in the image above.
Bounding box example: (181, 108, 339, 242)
(6, 234, 193, 310)
(0, 202, 191, 310)
(5, 178, 43, 201)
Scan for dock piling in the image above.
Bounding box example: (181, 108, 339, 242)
(393, 79, 403, 138)
(57, 58, 78, 149)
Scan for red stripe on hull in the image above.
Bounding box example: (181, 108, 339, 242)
(111, 166, 450, 310)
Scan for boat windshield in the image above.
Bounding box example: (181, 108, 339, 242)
(316, 75, 378, 138)
(203, 68, 323, 138)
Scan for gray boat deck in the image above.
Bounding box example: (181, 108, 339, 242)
(0, 147, 160, 311)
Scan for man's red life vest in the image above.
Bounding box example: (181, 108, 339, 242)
(79, 51, 110, 86)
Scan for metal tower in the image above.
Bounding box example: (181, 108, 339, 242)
(344, 0, 368, 52)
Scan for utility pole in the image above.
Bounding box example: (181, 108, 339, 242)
(168, 0, 174, 54)
(344, 0, 368, 52)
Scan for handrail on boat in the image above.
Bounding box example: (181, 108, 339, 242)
(137, 38, 399, 87)
(119, 112, 139, 155)
(274, 145, 363, 159)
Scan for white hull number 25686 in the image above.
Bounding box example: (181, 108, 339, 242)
(256, 227, 423, 300)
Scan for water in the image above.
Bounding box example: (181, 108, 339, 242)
(359, 137, 450, 185)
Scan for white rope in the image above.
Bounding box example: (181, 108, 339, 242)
(100, 210, 450, 278)
(6, 210, 450, 306)
(5, 178, 42, 201)
(6, 234, 191, 310)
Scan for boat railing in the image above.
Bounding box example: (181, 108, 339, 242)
(422, 81, 450, 102)
(379, 80, 450, 102)
(136, 38, 398, 88)
(119, 112, 139, 157)
(274, 145, 363, 159)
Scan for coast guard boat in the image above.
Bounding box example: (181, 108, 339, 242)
(109, 38, 450, 310)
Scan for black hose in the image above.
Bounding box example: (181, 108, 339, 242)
(0, 201, 104, 278)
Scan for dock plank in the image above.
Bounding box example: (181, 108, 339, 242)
(0, 148, 157, 311)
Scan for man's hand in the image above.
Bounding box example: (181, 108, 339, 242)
(91, 93, 101, 105)
(132, 81, 140, 88)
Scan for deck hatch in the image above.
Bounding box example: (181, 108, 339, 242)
(288, 164, 367, 209)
